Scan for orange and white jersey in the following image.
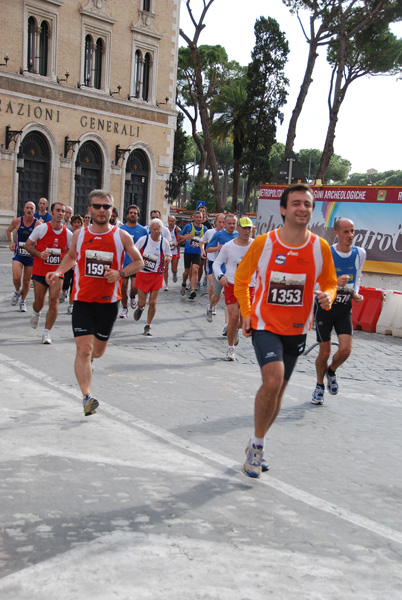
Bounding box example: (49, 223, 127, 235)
(73, 226, 124, 303)
(234, 229, 337, 336)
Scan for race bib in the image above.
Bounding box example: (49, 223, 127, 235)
(45, 248, 61, 265)
(85, 250, 113, 278)
(143, 253, 157, 272)
(189, 237, 200, 249)
(335, 284, 354, 304)
(267, 271, 305, 306)
(17, 242, 30, 257)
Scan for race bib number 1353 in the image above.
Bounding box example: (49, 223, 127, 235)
(267, 271, 305, 307)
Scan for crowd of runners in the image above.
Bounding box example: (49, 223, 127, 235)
(6, 185, 366, 477)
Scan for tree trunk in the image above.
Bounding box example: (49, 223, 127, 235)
(190, 44, 223, 211)
(284, 39, 319, 158)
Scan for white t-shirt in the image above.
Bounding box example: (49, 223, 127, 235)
(213, 238, 256, 285)
(136, 235, 172, 273)
(201, 228, 218, 260)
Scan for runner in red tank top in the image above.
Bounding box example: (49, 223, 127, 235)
(25, 202, 72, 345)
(46, 190, 143, 417)
(234, 184, 338, 478)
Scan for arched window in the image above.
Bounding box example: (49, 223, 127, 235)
(94, 38, 103, 89)
(27, 17, 36, 73)
(133, 50, 142, 98)
(142, 53, 151, 101)
(143, 0, 151, 11)
(39, 20, 48, 76)
(84, 35, 93, 86)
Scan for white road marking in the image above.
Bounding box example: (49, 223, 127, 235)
(1, 352, 402, 547)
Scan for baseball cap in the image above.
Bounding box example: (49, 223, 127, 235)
(238, 216, 253, 228)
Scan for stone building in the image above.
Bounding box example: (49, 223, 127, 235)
(0, 0, 180, 239)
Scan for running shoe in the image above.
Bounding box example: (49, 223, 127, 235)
(311, 385, 325, 405)
(83, 394, 99, 416)
(326, 370, 339, 395)
(242, 443, 264, 478)
(11, 290, 21, 306)
(222, 324, 227, 337)
(130, 297, 137, 310)
(212, 307, 217, 316)
(19, 300, 27, 312)
(30, 311, 41, 329)
(119, 307, 128, 319)
(143, 324, 152, 336)
(180, 284, 186, 296)
(245, 439, 270, 472)
(234, 329, 239, 346)
(164, 285, 169, 291)
(134, 307, 144, 321)
(59, 290, 67, 304)
(197, 281, 201, 290)
(41, 331, 52, 345)
(67, 304, 73, 315)
(225, 348, 235, 361)
(202, 275, 208, 286)
(189, 290, 197, 300)
(172, 273, 178, 283)
(206, 306, 213, 322)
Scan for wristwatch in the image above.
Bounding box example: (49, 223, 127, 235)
(218, 273, 224, 281)
(119, 270, 125, 279)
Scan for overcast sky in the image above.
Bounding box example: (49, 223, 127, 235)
(179, 0, 402, 175)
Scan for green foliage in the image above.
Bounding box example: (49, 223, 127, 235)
(188, 178, 216, 211)
(242, 17, 289, 187)
(171, 112, 192, 199)
(347, 170, 402, 186)
(296, 149, 351, 183)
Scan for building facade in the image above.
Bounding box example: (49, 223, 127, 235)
(0, 0, 180, 238)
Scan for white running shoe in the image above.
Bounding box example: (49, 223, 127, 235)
(67, 304, 73, 315)
(59, 290, 67, 303)
(83, 394, 99, 416)
(119, 307, 128, 318)
(225, 348, 235, 361)
(11, 290, 21, 306)
(41, 331, 52, 344)
(130, 297, 137, 310)
(222, 324, 227, 337)
(206, 306, 213, 322)
(164, 285, 169, 291)
(30, 312, 41, 329)
(143, 324, 152, 336)
(172, 273, 178, 283)
(19, 300, 27, 312)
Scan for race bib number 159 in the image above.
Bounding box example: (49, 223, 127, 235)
(85, 250, 113, 277)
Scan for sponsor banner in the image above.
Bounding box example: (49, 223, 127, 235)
(256, 185, 402, 275)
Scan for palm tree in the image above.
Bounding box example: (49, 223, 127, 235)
(210, 78, 248, 213)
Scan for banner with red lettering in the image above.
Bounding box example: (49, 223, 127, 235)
(256, 185, 402, 275)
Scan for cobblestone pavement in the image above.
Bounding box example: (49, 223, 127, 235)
(0, 247, 401, 599)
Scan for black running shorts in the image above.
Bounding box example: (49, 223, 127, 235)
(252, 329, 307, 381)
(72, 300, 119, 341)
(315, 300, 353, 343)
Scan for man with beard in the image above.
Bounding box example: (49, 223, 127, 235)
(118, 204, 147, 318)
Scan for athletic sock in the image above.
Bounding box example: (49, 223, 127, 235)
(316, 383, 325, 389)
(327, 367, 336, 377)
(252, 436, 265, 448)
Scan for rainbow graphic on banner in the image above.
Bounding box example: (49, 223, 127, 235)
(321, 201, 339, 227)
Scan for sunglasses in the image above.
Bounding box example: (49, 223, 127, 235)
(90, 204, 112, 210)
